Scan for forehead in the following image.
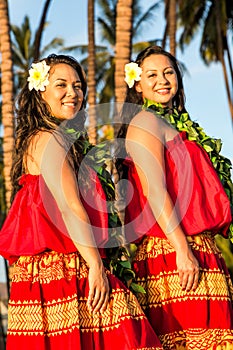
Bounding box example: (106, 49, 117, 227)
(142, 54, 173, 70)
(49, 63, 80, 80)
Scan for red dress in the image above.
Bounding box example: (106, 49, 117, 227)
(0, 170, 163, 350)
(124, 132, 233, 349)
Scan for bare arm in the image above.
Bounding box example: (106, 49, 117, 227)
(126, 111, 199, 291)
(27, 131, 109, 313)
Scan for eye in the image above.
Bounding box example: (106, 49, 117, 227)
(165, 69, 175, 75)
(74, 84, 82, 90)
(57, 83, 66, 87)
(148, 73, 156, 78)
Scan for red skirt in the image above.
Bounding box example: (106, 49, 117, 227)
(6, 250, 162, 350)
(132, 233, 233, 349)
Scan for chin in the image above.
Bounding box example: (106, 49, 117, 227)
(64, 114, 77, 120)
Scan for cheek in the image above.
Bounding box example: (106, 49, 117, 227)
(137, 79, 153, 93)
(172, 76, 178, 88)
(78, 90, 84, 101)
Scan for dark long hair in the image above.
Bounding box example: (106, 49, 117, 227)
(115, 45, 186, 181)
(11, 54, 88, 201)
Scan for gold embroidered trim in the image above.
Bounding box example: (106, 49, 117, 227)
(11, 251, 88, 284)
(133, 348, 162, 350)
(7, 288, 147, 336)
(135, 269, 233, 307)
(134, 233, 223, 262)
(159, 328, 233, 350)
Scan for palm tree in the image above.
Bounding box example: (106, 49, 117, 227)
(114, 0, 134, 221)
(0, 0, 15, 212)
(33, 0, 53, 61)
(177, 0, 233, 120)
(0, 112, 6, 228)
(87, 0, 97, 145)
(164, 0, 177, 55)
(115, 0, 133, 104)
(0, 0, 15, 319)
(11, 15, 64, 92)
(97, 0, 161, 102)
(62, 0, 161, 107)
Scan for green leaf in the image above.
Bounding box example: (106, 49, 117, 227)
(215, 139, 222, 153)
(203, 144, 214, 152)
(122, 269, 136, 281)
(65, 128, 76, 134)
(177, 121, 183, 129)
(119, 260, 131, 269)
(130, 282, 146, 294)
(180, 113, 189, 122)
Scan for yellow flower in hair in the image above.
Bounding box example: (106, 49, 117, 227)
(124, 62, 142, 88)
(27, 60, 50, 91)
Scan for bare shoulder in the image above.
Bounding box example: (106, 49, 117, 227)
(28, 130, 66, 163)
(127, 110, 166, 140)
(31, 130, 65, 151)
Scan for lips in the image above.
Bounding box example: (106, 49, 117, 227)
(156, 88, 170, 94)
(63, 102, 77, 106)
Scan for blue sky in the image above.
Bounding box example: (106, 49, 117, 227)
(7, 0, 232, 156)
(0, 0, 232, 282)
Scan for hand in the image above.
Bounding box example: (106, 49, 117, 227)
(176, 248, 199, 292)
(87, 263, 110, 314)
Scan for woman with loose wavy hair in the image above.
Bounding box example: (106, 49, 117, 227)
(0, 54, 163, 350)
(116, 45, 233, 349)
(11, 54, 87, 200)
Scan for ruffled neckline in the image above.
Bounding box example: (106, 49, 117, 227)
(19, 173, 42, 185)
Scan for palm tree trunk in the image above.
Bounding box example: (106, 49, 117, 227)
(168, 0, 177, 56)
(33, 0, 52, 61)
(220, 56, 233, 120)
(87, 0, 97, 145)
(162, 0, 177, 53)
(115, 0, 133, 105)
(225, 42, 233, 89)
(114, 0, 133, 222)
(214, 0, 233, 120)
(0, 0, 15, 211)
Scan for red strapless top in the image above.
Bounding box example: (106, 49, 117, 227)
(124, 132, 232, 243)
(0, 167, 109, 264)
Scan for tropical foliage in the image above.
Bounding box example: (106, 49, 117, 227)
(177, 0, 233, 119)
(62, 0, 161, 106)
(11, 15, 64, 91)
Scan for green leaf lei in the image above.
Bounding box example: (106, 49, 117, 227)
(65, 128, 145, 294)
(143, 99, 233, 241)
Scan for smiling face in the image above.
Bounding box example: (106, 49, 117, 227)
(135, 54, 178, 108)
(41, 63, 84, 120)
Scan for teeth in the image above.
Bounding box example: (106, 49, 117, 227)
(157, 89, 169, 93)
(63, 103, 75, 106)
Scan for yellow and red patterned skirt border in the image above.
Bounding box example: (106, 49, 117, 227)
(132, 232, 233, 350)
(7, 250, 163, 350)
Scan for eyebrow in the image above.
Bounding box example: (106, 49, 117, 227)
(55, 78, 82, 83)
(145, 66, 173, 72)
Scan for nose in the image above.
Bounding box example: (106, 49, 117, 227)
(67, 86, 78, 97)
(157, 72, 168, 84)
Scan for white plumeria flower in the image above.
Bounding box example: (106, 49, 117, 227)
(27, 60, 50, 91)
(124, 62, 142, 88)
